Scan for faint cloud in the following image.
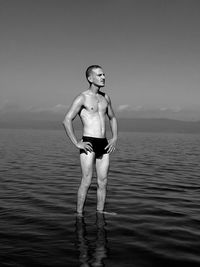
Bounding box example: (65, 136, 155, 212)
(159, 107, 168, 111)
(0, 101, 68, 115)
(132, 105, 143, 111)
(51, 104, 67, 113)
(117, 104, 130, 111)
(159, 106, 182, 112)
(29, 104, 67, 114)
(0, 101, 24, 113)
(171, 107, 182, 112)
(117, 104, 144, 112)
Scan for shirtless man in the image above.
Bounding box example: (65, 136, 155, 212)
(63, 65, 118, 216)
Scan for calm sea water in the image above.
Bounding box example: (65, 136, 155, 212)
(1, 128, 200, 267)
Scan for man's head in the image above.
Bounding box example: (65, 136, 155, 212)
(86, 65, 105, 87)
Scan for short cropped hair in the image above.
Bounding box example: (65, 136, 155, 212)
(85, 65, 102, 83)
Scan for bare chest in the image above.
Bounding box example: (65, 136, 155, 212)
(82, 95, 108, 114)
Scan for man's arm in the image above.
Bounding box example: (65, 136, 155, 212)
(105, 95, 118, 153)
(62, 94, 93, 153)
(62, 94, 83, 147)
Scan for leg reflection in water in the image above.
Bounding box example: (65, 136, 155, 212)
(75, 213, 108, 267)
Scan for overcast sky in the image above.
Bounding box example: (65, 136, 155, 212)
(0, 0, 200, 117)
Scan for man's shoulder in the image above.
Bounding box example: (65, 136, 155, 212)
(98, 90, 110, 99)
(71, 92, 85, 107)
(81, 90, 89, 96)
(74, 91, 86, 100)
(101, 92, 110, 103)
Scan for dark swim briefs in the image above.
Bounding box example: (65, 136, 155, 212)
(80, 136, 108, 158)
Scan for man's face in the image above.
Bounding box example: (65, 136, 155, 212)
(89, 68, 105, 87)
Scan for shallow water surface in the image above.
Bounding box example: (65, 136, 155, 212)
(1, 129, 200, 266)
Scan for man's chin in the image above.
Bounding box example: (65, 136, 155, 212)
(95, 82, 105, 88)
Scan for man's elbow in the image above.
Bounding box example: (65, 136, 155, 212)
(62, 116, 71, 127)
(110, 116, 117, 122)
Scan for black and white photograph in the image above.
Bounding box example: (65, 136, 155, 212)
(1, 0, 200, 266)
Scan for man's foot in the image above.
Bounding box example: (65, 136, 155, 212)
(76, 212, 84, 217)
(96, 210, 117, 215)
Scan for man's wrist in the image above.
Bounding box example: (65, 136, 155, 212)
(74, 140, 79, 147)
(75, 142, 79, 148)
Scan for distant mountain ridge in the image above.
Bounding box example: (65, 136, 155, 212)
(118, 118, 200, 133)
(1, 114, 200, 134)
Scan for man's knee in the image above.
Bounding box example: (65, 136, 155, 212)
(97, 176, 107, 189)
(81, 174, 92, 188)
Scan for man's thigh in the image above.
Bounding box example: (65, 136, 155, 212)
(80, 152, 95, 178)
(96, 153, 110, 179)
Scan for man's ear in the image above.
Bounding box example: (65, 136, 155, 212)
(88, 75, 93, 83)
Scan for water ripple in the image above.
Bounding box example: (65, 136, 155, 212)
(1, 130, 200, 266)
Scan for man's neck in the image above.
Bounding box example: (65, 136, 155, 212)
(89, 84, 100, 94)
